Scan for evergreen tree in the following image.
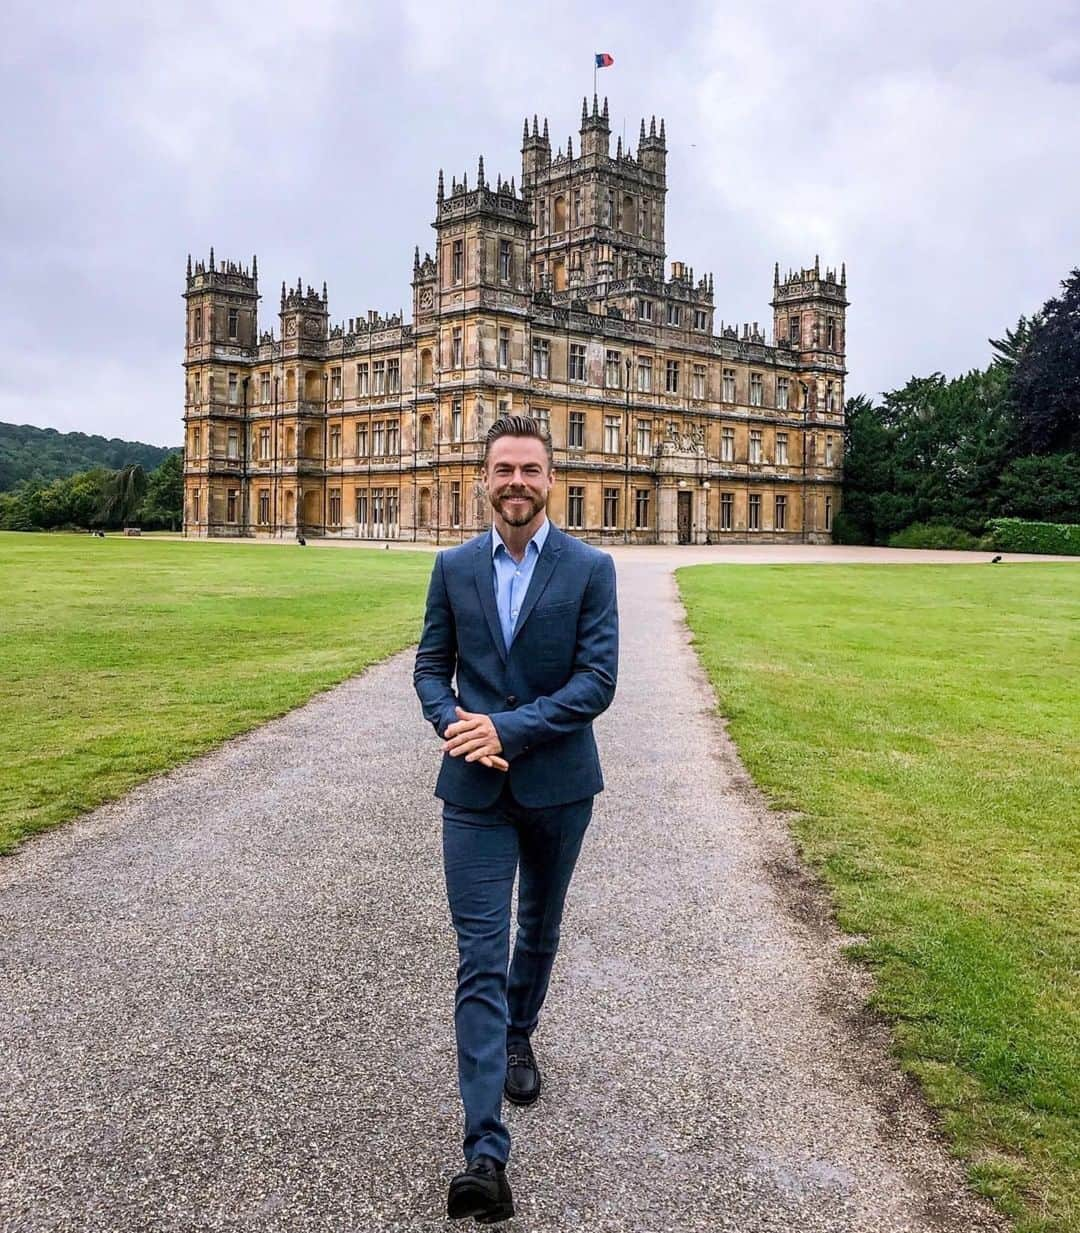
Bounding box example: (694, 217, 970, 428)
(995, 454, 1080, 523)
(989, 312, 1042, 371)
(1010, 270, 1080, 453)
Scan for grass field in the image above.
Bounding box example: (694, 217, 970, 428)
(0, 533, 431, 855)
(678, 564, 1079, 1233)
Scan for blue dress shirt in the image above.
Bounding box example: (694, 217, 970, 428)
(491, 517, 550, 651)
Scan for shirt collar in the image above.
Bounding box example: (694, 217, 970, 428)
(491, 516, 550, 560)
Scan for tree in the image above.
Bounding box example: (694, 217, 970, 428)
(995, 454, 1080, 523)
(97, 464, 147, 528)
(989, 312, 1042, 371)
(1009, 269, 1080, 454)
(840, 395, 895, 542)
(138, 451, 184, 530)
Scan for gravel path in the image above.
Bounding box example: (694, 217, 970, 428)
(0, 552, 1006, 1232)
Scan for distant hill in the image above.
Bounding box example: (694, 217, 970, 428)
(0, 422, 179, 491)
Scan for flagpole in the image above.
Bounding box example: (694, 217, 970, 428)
(593, 59, 597, 99)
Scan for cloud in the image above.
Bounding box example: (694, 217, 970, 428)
(1, 0, 1078, 443)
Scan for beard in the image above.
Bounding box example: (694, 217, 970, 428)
(492, 487, 546, 526)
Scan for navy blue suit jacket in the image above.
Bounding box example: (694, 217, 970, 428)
(413, 524, 619, 809)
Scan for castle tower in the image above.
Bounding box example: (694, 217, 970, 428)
(182, 251, 259, 536)
(427, 155, 534, 528)
(521, 99, 667, 303)
(279, 279, 329, 359)
(770, 258, 848, 415)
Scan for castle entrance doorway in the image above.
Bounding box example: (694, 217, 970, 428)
(677, 491, 692, 544)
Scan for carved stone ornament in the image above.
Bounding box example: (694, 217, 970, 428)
(419, 287, 434, 309)
(303, 318, 321, 338)
(286, 318, 298, 336)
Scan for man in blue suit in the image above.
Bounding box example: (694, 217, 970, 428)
(414, 415, 619, 1223)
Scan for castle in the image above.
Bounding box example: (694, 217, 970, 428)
(182, 96, 848, 544)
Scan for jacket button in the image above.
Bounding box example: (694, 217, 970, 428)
(506, 695, 517, 706)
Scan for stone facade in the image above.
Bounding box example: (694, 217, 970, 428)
(182, 97, 848, 544)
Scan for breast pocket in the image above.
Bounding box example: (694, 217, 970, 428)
(530, 601, 579, 657)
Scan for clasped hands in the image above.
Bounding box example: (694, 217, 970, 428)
(442, 706, 509, 772)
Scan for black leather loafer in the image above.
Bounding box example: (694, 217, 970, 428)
(447, 1154, 514, 1223)
(504, 1034, 541, 1106)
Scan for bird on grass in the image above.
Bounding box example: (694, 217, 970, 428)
(990, 555, 1002, 563)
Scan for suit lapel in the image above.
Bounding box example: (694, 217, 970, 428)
(509, 525, 565, 648)
(473, 534, 507, 662)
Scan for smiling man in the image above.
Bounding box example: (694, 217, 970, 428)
(413, 415, 619, 1223)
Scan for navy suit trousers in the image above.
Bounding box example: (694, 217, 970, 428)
(441, 781, 593, 1165)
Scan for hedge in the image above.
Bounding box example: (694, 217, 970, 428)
(887, 522, 981, 551)
(986, 518, 1080, 555)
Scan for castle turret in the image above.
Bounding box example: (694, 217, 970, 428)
(279, 280, 329, 357)
(638, 114, 667, 174)
(579, 94, 610, 159)
(521, 115, 551, 182)
(771, 258, 848, 417)
(182, 252, 260, 535)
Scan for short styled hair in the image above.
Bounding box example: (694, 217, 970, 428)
(482, 415, 553, 468)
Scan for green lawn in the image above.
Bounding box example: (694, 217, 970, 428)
(678, 564, 1080, 1233)
(0, 533, 431, 855)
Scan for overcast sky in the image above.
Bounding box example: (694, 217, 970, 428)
(3, 0, 1078, 446)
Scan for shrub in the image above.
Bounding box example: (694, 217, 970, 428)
(830, 510, 869, 545)
(986, 518, 1080, 555)
(887, 522, 981, 550)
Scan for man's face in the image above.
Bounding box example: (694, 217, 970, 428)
(484, 435, 554, 527)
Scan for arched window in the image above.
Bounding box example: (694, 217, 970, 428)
(419, 487, 431, 526)
(420, 349, 433, 385)
(553, 195, 567, 231)
(420, 415, 433, 450)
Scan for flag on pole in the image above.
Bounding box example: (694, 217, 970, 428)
(595, 53, 614, 68)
